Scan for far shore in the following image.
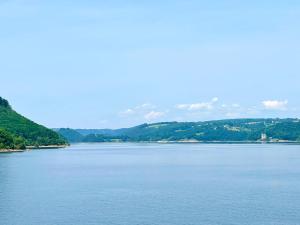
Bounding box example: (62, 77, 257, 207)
(73, 140, 300, 144)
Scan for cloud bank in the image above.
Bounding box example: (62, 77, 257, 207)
(118, 98, 295, 127)
(176, 97, 219, 111)
(262, 100, 288, 110)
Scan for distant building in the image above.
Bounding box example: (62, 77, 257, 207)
(261, 133, 267, 141)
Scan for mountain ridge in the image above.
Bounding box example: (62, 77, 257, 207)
(57, 118, 300, 143)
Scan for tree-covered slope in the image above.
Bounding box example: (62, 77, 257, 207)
(0, 128, 26, 149)
(0, 97, 67, 149)
(59, 118, 300, 143)
(55, 128, 83, 143)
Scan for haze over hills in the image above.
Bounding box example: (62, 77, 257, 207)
(0, 97, 67, 150)
(57, 118, 300, 143)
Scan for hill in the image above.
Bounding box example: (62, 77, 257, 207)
(55, 128, 84, 143)
(58, 118, 300, 143)
(0, 97, 67, 150)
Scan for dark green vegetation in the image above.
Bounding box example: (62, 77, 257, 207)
(54, 128, 84, 143)
(0, 97, 67, 150)
(0, 128, 26, 149)
(58, 118, 300, 143)
(55, 128, 127, 143)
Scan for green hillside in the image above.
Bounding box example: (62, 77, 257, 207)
(0, 97, 67, 149)
(0, 128, 26, 150)
(56, 128, 84, 143)
(59, 118, 300, 143)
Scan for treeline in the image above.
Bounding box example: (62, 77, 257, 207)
(0, 129, 26, 149)
(58, 118, 300, 143)
(56, 128, 128, 142)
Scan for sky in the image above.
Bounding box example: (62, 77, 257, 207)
(1, 0, 300, 128)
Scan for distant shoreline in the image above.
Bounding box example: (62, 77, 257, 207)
(72, 140, 300, 144)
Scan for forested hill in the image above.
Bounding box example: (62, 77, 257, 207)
(58, 118, 300, 143)
(0, 97, 67, 150)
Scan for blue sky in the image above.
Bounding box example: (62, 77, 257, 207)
(1, 0, 300, 128)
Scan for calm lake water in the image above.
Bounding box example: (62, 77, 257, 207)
(1, 143, 300, 225)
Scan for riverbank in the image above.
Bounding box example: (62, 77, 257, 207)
(26, 145, 68, 149)
(0, 149, 25, 153)
(0, 145, 68, 153)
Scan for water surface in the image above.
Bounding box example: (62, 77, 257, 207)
(1, 143, 300, 225)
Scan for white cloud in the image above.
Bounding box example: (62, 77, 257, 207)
(212, 97, 219, 103)
(120, 103, 156, 116)
(144, 111, 165, 121)
(176, 97, 219, 111)
(120, 104, 166, 122)
(136, 103, 156, 110)
(120, 108, 135, 116)
(262, 100, 288, 110)
(177, 103, 213, 110)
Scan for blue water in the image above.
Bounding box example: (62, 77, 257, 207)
(1, 143, 300, 225)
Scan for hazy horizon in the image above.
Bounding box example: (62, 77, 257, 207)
(1, 0, 300, 128)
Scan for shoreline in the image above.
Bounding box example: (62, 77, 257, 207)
(0, 149, 25, 153)
(74, 140, 300, 144)
(26, 145, 68, 149)
(0, 145, 68, 153)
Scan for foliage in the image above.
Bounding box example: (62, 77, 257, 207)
(57, 128, 83, 143)
(82, 134, 128, 142)
(0, 129, 26, 149)
(0, 97, 11, 109)
(0, 97, 67, 149)
(59, 119, 300, 143)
